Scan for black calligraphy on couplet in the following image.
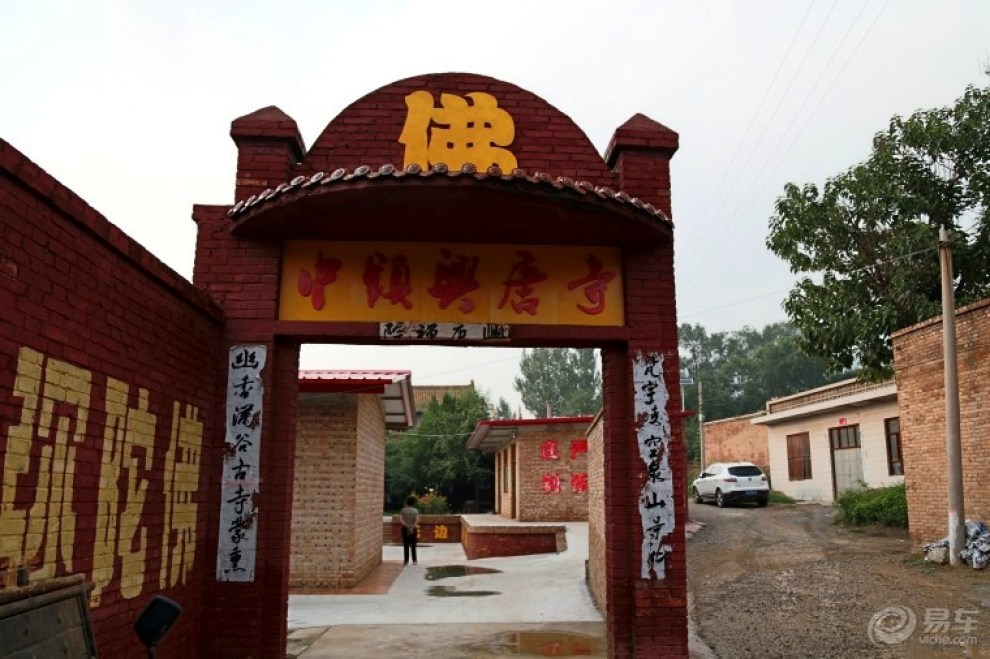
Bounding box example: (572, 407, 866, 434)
(634, 351, 674, 580)
(379, 322, 510, 342)
(216, 345, 266, 582)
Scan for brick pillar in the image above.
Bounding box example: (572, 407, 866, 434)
(603, 116, 687, 657)
(230, 106, 306, 199)
(604, 114, 678, 219)
(601, 344, 636, 656)
(200, 339, 299, 658)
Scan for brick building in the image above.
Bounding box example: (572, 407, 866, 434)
(752, 379, 902, 502)
(892, 298, 990, 544)
(290, 370, 413, 589)
(702, 413, 768, 469)
(413, 383, 474, 411)
(467, 416, 593, 522)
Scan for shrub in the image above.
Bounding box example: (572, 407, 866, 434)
(415, 492, 451, 515)
(834, 482, 908, 527)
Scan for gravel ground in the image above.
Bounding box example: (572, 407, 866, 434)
(687, 502, 990, 658)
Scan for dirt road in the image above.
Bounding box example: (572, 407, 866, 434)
(687, 502, 990, 658)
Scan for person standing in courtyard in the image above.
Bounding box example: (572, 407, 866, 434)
(400, 495, 420, 565)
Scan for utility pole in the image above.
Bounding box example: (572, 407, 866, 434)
(939, 226, 965, 567)
(697, 381, 705, 471)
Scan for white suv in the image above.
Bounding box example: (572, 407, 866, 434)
(692, 462, 769, 507)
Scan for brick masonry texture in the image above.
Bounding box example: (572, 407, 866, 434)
(290, 392, 385, 589)
(587, 412, 607, 614)
(0, 138, 224, 658)
(703, 415, 768, 467)
(500, 421, 592, 523)
(893, 298, 990, 544)
(1, 70, 683, 657)
(460, 520, 565, 559)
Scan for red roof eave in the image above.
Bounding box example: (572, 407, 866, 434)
(477, 416, 595, 429)
(298, 379, 390, 394)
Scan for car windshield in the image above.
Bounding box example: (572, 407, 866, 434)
(728, 465, 763, 477)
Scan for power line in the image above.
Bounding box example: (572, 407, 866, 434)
(682, 0, 841, 275)
(690, 0, 892, 274)
(686, 0, 874, 274)
(679, 243, 938, 320)
(679, 0, 818, 258)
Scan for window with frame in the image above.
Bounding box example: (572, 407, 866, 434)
(885, 417, 903, 476)
(828, 424, 860, 450)
(786, 433, 812, 480)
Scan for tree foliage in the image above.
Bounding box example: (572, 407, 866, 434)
(768, 82, 990, 379)
(679, 322, 845, 461)
(513, 348, 601, 417)
(384, 388, 492, 511)
(493, 397, 513, 419)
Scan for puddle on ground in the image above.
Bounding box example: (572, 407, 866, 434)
(425, 564, 502, 581)
(460, 630, 604, 656)
(426, 585, 500, 597)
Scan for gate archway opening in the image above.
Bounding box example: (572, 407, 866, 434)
(194, 72, 686, 658)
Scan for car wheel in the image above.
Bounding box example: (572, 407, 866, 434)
(716, 489, 725, 508)
(693, 487, 703, 504)
(757, 497, 768, 507)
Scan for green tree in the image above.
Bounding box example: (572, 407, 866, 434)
(678, 322, 843, 461)
(493, 397, 513, 419)
(385, 388, 493, 511)
(513, 348, 601, 417)
(768, 81, 990, 379)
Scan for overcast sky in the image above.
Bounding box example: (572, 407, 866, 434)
(2, 1, 988, 415)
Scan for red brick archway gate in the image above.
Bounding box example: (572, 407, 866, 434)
(192, 73, 686, 657)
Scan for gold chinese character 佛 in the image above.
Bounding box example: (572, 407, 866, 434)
(400, 91, 517, 171)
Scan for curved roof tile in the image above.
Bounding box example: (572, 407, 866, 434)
(227, 163, 670, 226)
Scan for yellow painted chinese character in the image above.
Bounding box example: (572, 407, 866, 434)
(1, 348, 90, 582)
(433, 524, 449, 541)
(400, 91, 518, 171)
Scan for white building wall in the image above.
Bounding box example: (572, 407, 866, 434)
(765, 400, 902, 503)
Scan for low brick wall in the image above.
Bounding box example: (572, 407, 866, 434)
(703, 414, 768, 467)
(586, 411, 606, 615)
(460, 518, 566, 559)
(383, 515, 462, 544)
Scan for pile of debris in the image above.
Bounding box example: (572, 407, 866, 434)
(923, 520, 990, 569)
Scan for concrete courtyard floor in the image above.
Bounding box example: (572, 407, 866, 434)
(287, 521, 714, 658)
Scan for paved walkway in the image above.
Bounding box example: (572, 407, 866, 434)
(287, 522, 713, 657)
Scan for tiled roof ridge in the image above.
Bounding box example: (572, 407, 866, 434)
(299, 369, 411, 381)
(226, 162, 670, 224)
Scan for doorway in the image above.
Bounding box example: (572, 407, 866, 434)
(829, 424, 863, 497)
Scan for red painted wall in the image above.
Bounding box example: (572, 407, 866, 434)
(0, 139, 225, 656)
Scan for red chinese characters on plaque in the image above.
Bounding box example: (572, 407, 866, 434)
(279, 242, 624, 326)
(427, 249, 480, 313)
(566, 254, 617, 315)
(497, 250, 549, 315)
(297, 251, 342, 311)
(362, 252, 413, 309)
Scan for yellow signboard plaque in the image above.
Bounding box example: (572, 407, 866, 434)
(279, 241, 624, 326)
